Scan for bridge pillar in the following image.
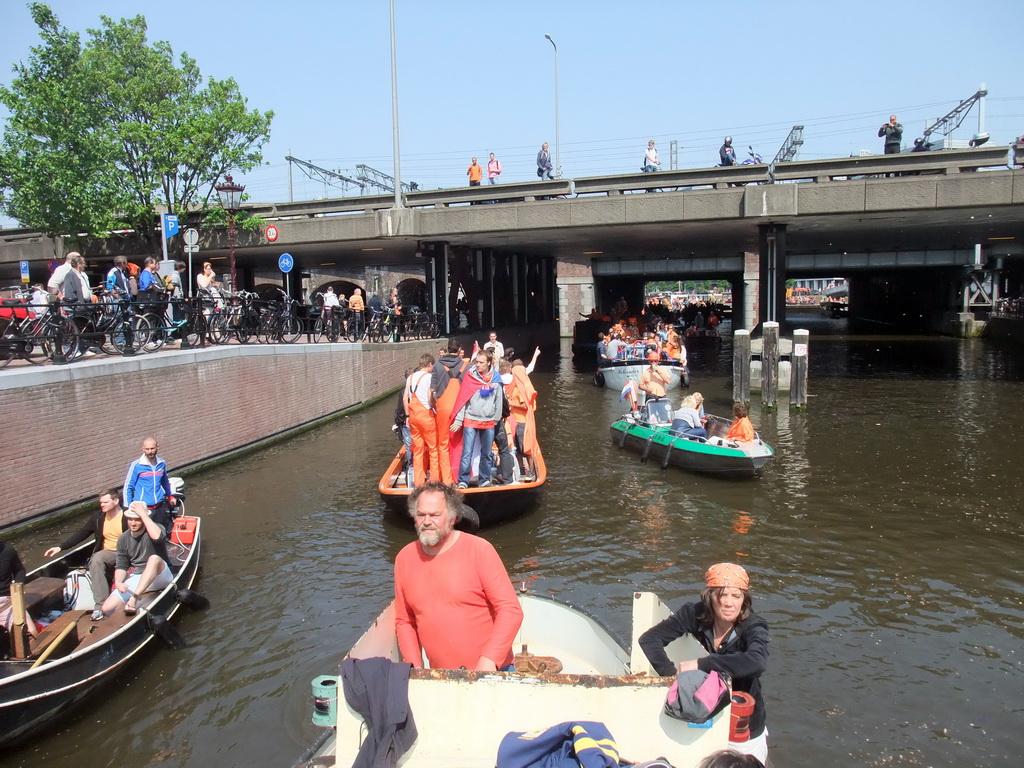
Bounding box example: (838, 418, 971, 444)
(758, 224, 787, 327)
(736, 251, 760, 331)
(556, 256, 595, 338)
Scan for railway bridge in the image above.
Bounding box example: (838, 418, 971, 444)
(2, 146, 1021, 336)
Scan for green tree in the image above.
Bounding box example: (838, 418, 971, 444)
(0, 4, 273, 251)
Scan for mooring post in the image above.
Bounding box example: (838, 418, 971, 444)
(761, 321, 779, 407)
(733, 329, 751, 404)
(791, 328, 809, 408)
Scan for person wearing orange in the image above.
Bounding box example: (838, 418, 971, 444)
(507, 358, 539, 481)
(467, 157, 483, 186)
(431, 339, 467, 484)
(639, 351, 671, 401)
(725, 402, 755, 442)
(405, 354, 438, 487)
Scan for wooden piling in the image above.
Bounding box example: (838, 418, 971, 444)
(10, 583, 30, 659)
(761, 322, 780, 407)
(733, 330, 751, 404)
(791, 329, 809, 408)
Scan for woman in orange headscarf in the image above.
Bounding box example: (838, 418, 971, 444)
(638, 563, 770, 765)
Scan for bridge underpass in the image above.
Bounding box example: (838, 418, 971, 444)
(2, 148, 1021, 336)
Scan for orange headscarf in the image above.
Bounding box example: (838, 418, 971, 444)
(705, 563, 749, 591)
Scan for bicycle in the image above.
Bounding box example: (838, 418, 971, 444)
(258, 288, 302, 344)
(311, 294, 344, 343)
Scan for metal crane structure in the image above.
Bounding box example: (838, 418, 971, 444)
(355, 164, 419, 194)
(285, 156, 366, 197)
(772, 125, 805, 165)
(919, 84, 990, 150)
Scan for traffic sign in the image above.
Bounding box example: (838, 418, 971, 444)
(163, 214, 179, 239)
(265, 225, 279, 242)
(184, 244, 200, 254)
(183, 228, 199, 246)
(278, 253, 294, 273)
(19, 260, 30, 283)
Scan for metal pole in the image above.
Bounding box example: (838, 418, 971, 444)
(228, 213, 237, 294)
(545, 35, 560, 179)
(288, 150, 293, 203)
(389, 0, 404, 208)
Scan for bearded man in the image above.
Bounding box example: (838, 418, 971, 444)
(393, 483, 523, 671)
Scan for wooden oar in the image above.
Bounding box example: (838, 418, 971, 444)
(29, 620, 78, 670)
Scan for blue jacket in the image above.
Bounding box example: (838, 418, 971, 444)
(123, 455, 173, 507)
(497, 721, 622, 768)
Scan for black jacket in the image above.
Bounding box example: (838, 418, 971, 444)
(340, 657, 417, 768)
(57, 510, 129, 555)
(639, 601, 770, 738)
(0, 542, 27, 597)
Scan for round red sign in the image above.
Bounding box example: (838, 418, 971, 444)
(265, 225, 279, 242)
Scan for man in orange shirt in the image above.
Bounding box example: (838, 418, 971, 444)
(467, 157, 483, 187)
(394, 484, 523, 670)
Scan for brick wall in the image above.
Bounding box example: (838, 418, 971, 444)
(0, 340, 436, 528)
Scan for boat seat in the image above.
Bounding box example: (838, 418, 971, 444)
(29, 609, 88, 659)
(20, 577, 67, 614)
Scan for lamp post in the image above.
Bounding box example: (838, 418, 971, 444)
(544, 34, 560, 179)
(215, 174, 245, 293)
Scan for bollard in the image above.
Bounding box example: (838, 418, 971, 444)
(732, 330, 751, 405)
(791, 329, 809, 408)
(311, 675, 340, 726)
(761, 322, 779, 408)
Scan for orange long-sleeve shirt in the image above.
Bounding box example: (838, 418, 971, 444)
(394, 532, 523, 669)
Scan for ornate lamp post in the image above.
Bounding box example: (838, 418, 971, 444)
(215, 174, 245, 292)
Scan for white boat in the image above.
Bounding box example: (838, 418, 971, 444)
(295, 591, 732, 768)
(598, 359, 688, 392)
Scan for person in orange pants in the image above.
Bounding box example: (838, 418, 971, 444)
(405, 354, 438, 487)
(431, 339, 467, 485)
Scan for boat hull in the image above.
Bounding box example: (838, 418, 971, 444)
(598, 360, 686, 392)
(610, 420, 773, 478)
(379, 445, 546, 527)
(298, 592, 732, 767)
(0, 520, 201, 747)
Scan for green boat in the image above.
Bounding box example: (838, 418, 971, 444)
(610, 400, 774, 478)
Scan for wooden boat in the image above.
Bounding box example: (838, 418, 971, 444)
(0, 483, 205, 747)
(611, 400, 774, 478)
(294, 591, 733, 768)
(598, 358, 688, 392)
(379, 443, 546, 528)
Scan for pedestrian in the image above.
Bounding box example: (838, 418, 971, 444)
(467, 157, 483, 187)
(536, 142, 554, 179)
(878, 114, 903, 154)
(643, 140, 661, 172)
(487, 153, 502, 184)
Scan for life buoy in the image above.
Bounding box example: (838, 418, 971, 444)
(148, 613, 187, 650)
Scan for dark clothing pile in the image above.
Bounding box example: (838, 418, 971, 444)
(0, 542, 27, 597)
(340, 657, 417, 768)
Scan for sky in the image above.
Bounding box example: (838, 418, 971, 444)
(1, 0, 1022, 222)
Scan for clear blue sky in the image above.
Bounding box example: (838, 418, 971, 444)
(1, 0, 1021, 215)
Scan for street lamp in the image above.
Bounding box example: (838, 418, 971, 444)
(215, 174, 245, 292)
(544, 34, 560, 179)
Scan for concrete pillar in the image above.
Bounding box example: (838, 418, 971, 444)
(791, 328, 809, 408)
(761, 321, 780, 407)
(741, 251, 760, 331)
(733, 329, 751, 404)
(758, 224, 787, 326)
(555, 256, 596, 337)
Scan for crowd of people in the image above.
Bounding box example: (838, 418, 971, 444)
(394, 332, 541, 490)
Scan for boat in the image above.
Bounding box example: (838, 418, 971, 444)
(294, 591, 734, 768)
(597, 357, 688, 392)
(610, 399, 774, 478)
(820, 283, 849, 318)
(379, 443, 547, 528)
(0, 481, 205, 747)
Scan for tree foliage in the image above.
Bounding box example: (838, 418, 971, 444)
(0, 4, 273, 250)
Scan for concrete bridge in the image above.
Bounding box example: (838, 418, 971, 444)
(2, 146, 1021, 335)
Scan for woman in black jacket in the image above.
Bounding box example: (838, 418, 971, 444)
(639, 563, 769, 764)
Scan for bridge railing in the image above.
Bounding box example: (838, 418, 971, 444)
(405, 179, 573, 208)
(771, 146, 1014, 183)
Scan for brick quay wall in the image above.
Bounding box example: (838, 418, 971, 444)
(0, 340, 437, 529)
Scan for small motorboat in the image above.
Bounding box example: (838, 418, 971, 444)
(597, 357, 688, 392)
(611, 400, 774, 478)
(295, 590, 734, 768)
(379, 443, 547, 529)
(0, 480, 206, 747)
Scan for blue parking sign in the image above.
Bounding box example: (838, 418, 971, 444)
(20, 260, 30, 283)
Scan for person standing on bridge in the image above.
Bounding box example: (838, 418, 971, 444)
(487, 153, 502, 184)
(467, 157, 483, 186)
(878, 115, 903, 154)
(643, 140, 661, 172)
(537, 142, 554, 179)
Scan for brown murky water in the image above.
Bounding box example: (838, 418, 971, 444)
(6, 312, 1023, 767)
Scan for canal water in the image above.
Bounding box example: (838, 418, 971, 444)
(6, 311, 1023, 768)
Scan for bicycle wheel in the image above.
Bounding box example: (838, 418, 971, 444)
(42, 316, 79, 361)
(257, 314, 275, 343)
(142, 313, 165, 352)
(346, 317, 363, 343)
(237, 313, 255, 344)
(280, 315, 302, 344)
(208, 313, 229, 344)
(327, 315, 341, 343)
(313, 316, 326, 343)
